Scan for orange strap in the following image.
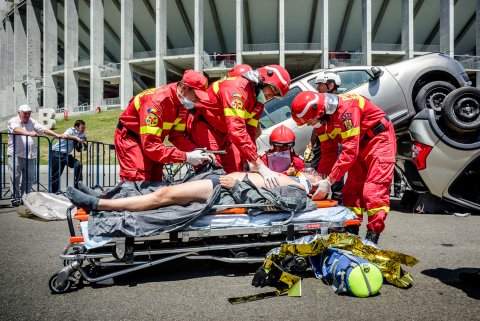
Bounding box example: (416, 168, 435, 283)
(314, 200, 338, 208)
(213, 208, 248, 215)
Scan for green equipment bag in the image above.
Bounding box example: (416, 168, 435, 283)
(310, 247, 383, 297)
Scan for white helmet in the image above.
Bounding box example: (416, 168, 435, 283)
(315, 72, 341, 86)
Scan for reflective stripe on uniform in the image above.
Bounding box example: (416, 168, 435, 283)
(367, 206, 390, 216)
(224, 108, 257, 123)
(133, 88, 156, 111)
(140, 126, 162, 136)
(317, 127, 360, 142)
(345, 206, 364, 215)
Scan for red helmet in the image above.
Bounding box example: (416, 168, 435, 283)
(291, 91, 339, 126)
(257, 65, 291, 97)
(227, 64, 253, 77)
(270, 125, 296, 146)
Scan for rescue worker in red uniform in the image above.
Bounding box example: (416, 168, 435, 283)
(189, 65, 291, 188)
(115, 70, 213, 182)
(291, 91, 396, 244)
(260, 125, 305, 176)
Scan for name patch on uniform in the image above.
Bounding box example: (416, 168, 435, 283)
(340, 113, 352, 121)
(146, 113, 159, 126)
(343, 118, 353, 130)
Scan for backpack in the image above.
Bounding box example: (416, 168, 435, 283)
(310, 247, 383, 297)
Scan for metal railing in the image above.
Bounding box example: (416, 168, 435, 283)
(454, 55, 480, 71)
(372, 43, 404, 51)
(328, 58, 363, 67)
(166, 47, 195, 56)
(132, 50, 156, 59)
(243, 43, 279, 52)
(102, 97, 120, 106)
(414, 44, 440, 52)
(74, 104, 91, 112)
(0, 132, 194, 204)
(284, 43, 322, 51)
(74, 59, 91, 68)
(100, 62, 121, 78)
(0, 133, 120, 201)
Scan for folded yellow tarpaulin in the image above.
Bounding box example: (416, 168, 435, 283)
(228, 233, 419, 304)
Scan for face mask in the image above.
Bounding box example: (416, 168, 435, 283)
(180, 97, 195, 110)
(178, 89, 196, 110)
(256, 90, 266, 104)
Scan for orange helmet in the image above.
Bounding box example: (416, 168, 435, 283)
(257, 65, 291, 97)
(270, 125, 296, 146)
(291, 91, 339, 126)
(227, 64, 253, 77)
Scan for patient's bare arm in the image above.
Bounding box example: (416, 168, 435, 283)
(222, 172, 305, 190)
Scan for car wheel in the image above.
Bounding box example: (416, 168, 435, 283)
(414, 81, 456, 113)
(442, 87, 480, 132)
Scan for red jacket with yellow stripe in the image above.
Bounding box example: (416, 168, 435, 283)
(195, 76, 264, 162)
(316, 94, 386, 181)
(118, 83, 197, 163)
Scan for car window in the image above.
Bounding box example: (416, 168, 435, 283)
(259, 87, 302, 129)
(336, 71, 372, 93)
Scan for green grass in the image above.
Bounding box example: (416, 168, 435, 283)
(54, 109, 123, 144)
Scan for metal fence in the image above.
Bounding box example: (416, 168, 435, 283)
(0, 132, 193, 204)
(0, 132, 119, 202)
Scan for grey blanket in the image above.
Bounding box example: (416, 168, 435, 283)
(88, 167, 316, 237)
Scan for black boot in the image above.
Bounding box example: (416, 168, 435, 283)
(365, 230, 380, 244)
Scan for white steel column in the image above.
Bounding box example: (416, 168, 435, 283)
(121, 0, 133, 109)
(90, 0, 104, 110)
(320, 0, 329, 68)
(5, 16, 14, 116)
(235, 0, 243, 65)
(156, 0, 167, 86)
(43, 0, 57, 111)
(194, 0, 204, 72)
(440, 0, 454, 57)
(26, 0, 41, 110)
(14, 3, 27, 108)
(361, 0, 372, 66)
(64, 0, 79, 111)
(0, 10, 6, 116)
(279, 0, 285, 66)
(402, 0, 414, 60)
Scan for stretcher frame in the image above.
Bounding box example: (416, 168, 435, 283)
(49, 203, 360, 294)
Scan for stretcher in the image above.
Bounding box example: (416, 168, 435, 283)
(49, 200, 360, 294)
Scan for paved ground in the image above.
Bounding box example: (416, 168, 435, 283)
(0, 198, 478, 321)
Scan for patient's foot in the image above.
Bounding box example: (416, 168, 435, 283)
(77, 181, 99, 197)
(66, 187, 100, 212)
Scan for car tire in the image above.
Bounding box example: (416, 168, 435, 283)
(414, 81, 456, 112)
(442, 87, 480, 132)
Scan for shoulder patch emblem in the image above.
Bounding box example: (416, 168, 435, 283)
(340, 113, 352, 121)
(343, 118, 353, 131)
(230, 98, 244, 110)
(146, 113, 159, 127)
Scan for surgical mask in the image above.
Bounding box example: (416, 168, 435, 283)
(256, 90, 266, 104)
(178, 90, 195, 110)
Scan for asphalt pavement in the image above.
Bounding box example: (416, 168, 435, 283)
(0, 198, 478, 321)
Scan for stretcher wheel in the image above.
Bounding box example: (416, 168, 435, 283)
(49, 273, 71, 294)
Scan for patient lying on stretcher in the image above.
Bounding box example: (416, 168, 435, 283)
(66, 169, 321, 213)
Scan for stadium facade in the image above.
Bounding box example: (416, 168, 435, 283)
(0, 0, 478, 120)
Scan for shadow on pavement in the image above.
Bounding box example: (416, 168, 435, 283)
(422, 268, 480, 300)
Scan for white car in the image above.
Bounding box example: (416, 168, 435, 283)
(256, 53, 474, 156)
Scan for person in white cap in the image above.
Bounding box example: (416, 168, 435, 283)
(7, 104, 65, 206)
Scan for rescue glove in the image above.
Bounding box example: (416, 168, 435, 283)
(312, 178, 332, 201)
(252, 266, 282, 287)
(257, 163, 280, 188)
(186, 149, 214, 166)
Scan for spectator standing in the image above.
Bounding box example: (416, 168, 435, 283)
(51, 120, 87, 193)
(7, 104, 64, 206)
